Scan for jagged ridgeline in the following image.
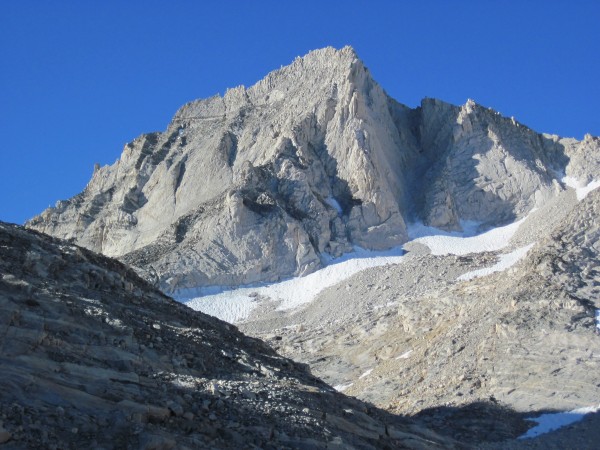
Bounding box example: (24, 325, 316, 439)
(27, 46, 600, 292)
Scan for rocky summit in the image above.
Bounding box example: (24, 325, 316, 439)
(26, 46, 600, 293)
(0, 221, 460, 449)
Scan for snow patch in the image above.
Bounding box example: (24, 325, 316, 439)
(359, 369, 373, 379)
(519, 404, 600, 439)
(269, 246, 405, 312)
(408, 217, 527, 256)
(595, 309, 600, 332)
(396, 350, 413, 360)
(457, 244, 535, 281)
(184, 293, 258, 324)
(334, 382, 353, 392)
(562, 176, 600, 201)
(179, 215, 533, 324)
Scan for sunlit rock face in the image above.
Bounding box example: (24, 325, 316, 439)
(27, 46, 600, 292)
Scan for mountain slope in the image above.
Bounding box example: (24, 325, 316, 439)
(239, 186, 600, 446)
(26, 47, 600, 293)
(0, 221, 461, 449)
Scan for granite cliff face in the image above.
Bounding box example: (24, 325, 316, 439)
(27, 46, 600, 292)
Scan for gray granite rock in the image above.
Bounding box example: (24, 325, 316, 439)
(241, 188, 600, 447)
(27, 47, 600, 293)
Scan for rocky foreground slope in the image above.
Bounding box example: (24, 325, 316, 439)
(0, 221, 461, 449)
(26, 46, 600, 293)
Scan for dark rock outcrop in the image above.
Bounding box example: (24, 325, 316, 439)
(0, 221, 456, 449)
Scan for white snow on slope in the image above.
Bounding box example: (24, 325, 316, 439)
(178, 246, 405, 322)
(519, 404, 600, 439)
(596, 309, 600, 332)
(334, 382, 353, 392)
(259, 246, 406, 313)
(180, 215, 530, 323)
(457, 244, 535, 281)
(359, 369, 373, 379)
(396, 350, 413, 360)
(562, 176, 600, 201)
(409, 217, 526, 256)
(184, 293, 259, 324)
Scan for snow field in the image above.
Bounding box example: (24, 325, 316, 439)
(519, 404, 600, 439)
(184, 293, 259, 324)
(408, 217, 527, 256)
(457, 244, 535, 281)
(179, 246, 405, 323)
(179, 214, 529, 323)
(562, 176, 600, 201)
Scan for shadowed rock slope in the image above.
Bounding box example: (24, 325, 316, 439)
(26, 46, 600, 293)
(0, 221, 458, 449)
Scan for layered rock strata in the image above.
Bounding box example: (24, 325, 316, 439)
(0, 221, 458, 449)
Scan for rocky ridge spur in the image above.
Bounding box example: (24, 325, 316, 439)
(0, 221, 461, 449)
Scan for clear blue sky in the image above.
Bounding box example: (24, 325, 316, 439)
(1, 1, 599, 225)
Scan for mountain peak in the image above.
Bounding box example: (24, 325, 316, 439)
(26, 48, 600, 293)
(173, 46, 366, 122)
(254, 45, 365, 89)
(297, 45, 359, 63)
